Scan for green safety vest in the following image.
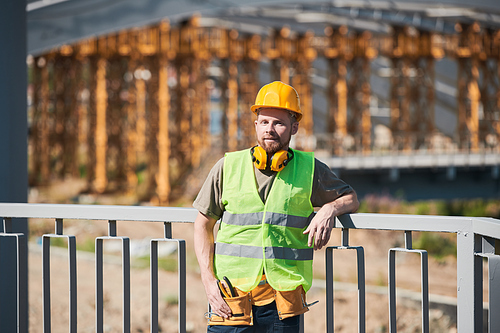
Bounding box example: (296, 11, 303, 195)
(214, 148, 315, 292)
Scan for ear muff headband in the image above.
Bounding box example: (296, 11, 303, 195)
(251, 146, 294, 172)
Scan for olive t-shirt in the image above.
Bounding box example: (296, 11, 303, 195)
(193, 153, 354, 221)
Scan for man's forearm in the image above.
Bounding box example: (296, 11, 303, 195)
(194, 212, 217, 284)
(304, 191, 359, 250)
(194, 212, 233, 318)
(329, 191, 359, 216)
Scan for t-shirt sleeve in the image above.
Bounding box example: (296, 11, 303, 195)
(311, 158, 355, 207)
(192, 157, 225, 221)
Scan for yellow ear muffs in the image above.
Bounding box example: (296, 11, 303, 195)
(251, 146, 268, 170)
(251, 146, 294, 172)
(269, 150, 290, 172)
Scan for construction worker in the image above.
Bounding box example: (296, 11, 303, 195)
(194, 81, 359, 332)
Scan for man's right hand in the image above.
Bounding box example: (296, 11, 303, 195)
(204, 277, 232, 319)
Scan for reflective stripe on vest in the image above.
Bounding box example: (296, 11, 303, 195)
(215, 148, 314, 292)
(221, 211, 314, 229)
(215, 242, 314, 261)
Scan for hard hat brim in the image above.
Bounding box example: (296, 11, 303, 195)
(251, 105, 303, 122)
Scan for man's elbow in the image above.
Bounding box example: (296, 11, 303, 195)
(349, 191, 360, 213)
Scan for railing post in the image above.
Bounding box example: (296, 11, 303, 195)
(456, 222, 482, 333)
(96, 236, 104, 333)
(341, 228, 349, 247)
(164, 222, 172, 239)
(388, 231, 429, 333)
(151, 222, 186, 333)
(109, 220, 117, 237)
(55, 218, 63, 235)
(42, 219, 78, 333)
(487, 253, 500, 332)
(326, 227, 366, 333)
(475, 236, 500, 332)
(404, 230, 412, 249)
(3, 217, 12, 233)
(0, 217, 28, 333)
(326, 247, 334, 332)
(96, 220, 130, 333)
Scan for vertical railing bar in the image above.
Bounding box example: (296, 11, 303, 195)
(421, 252, 429, 333)
(42, 236, 51, 333)
(0, 220, 25, 331)
(17, 234, 28, 333)
(3, 217, 12, 233)
(341, 228, 349, 247)
(473, 234, 483, 333)
(482, 236, 495, 254)
(488, 254, 500, 332)
(457, 227, 481, 333)
(68, 236, 77, 333)
(96, 238, 104, 333)
(0, 232, 26, 332)
(477, 251, 500, 333)
(42, 232, 77, 333)
(357, 247, 366, 333)
(55, 219, 63, 235)
(151, 237, 187, 333)
(178, 240, 186, 333)
(95, 234, 130, 333)
(164, 222, 172, 239)
(388, 250, 397, 333)
(109, 220, 117, 237)
(150, 241, 159, 333)
(326, 244, 366, 333)
(389, 247, 430, 333)
(405, 231, 412, 250)
(122, 238, 131, 333)
(326, 247, 334, 333)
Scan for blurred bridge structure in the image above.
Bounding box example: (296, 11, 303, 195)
(23, 0, 500, 203)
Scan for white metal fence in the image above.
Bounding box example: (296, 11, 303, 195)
(0, 203, 499, 332)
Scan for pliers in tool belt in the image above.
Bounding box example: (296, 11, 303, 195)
(217, 276, 236, 298)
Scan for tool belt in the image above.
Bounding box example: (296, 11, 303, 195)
(275, 285, 309, 320)
(207, 291, 254, 326)
(206, 276, 314, 326)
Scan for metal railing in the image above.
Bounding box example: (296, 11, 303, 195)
(0, 203, 499, 332)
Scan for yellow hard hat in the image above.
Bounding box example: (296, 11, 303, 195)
(251, 81, 302, 121)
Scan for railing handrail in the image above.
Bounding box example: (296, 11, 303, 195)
(0, 203, 198, 223)
(335, 213, 500, 239)
(2, 203, 499, 239)
(1, 203, 498, 229)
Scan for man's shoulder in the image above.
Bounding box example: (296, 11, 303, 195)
(214, 156, 226, 171)
(203, 156, 225, 181)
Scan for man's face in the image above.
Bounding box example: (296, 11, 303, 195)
(254, 108, 299, 155)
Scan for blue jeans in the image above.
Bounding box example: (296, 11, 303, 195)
(207, 301, 300, 333)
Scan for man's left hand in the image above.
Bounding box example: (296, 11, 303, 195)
(303, 192, 359, 250)
(303, 203, 336, 250)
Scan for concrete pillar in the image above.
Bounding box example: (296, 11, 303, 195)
(0, 1, 28, 203)
(0, 1, 28, 332)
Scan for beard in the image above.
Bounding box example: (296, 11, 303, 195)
(258, 132, 292, 155)
(260, 139, 282, 155)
